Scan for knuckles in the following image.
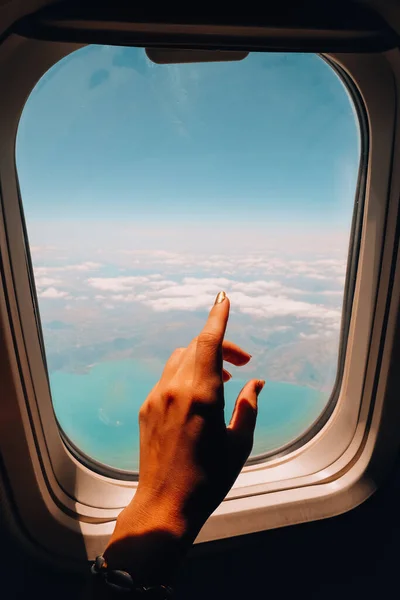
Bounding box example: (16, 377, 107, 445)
(196, 331, 220, 349)
(160, 382, 182, 405)
(139, 375, 223, 420)
(138, 401, 150, 422)
(170, 347, 185, 360)
(190, 377, 223, 405)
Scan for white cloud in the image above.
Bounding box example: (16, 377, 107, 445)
(30, 245, 58, 257)
(155, 282, 224, 299)
(267, 325, 293, 332)
(299, 332, 320, 340)
(285, 258, 347, 281)
(105, 248, 348, 286)
(317, 290, 343, 296)
(88, 272, 343, 327)
(183, 277, 233, 287)
(146, 280, 178, 290)
(88, 276, 150, 291)
(313, 259, 344, 266)
(35, 261, 101, 276)
(39, 287, 69, 299)
(141, 281, 341, 324)
(110, 294, 139, 302)
(71, 261, 102, 271)
(147, 293, 215, 312)
(229, 291, 340, 322)
(35, 276, 61, 288)
(300, 329, 336, 340)
(33, 247, 348, 341)
(302, 273, 329, 280)
(230, 280, 283, 294)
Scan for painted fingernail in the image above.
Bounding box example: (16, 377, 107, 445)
(214, 290, 227, 305)
(255, 380, 266, 395)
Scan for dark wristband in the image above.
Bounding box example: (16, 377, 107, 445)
(91, 555, 174, 598)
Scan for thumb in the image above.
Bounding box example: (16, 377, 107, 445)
(227, 379, 265, 463)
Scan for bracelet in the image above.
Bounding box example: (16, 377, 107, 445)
(91, 555, 174, 598)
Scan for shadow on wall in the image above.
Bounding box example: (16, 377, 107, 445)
(177, 455, 400, 600)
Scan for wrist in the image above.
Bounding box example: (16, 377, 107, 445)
(118, 491, 190, 539)
(104, 493, 192, 585)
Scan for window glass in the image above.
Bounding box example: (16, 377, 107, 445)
(16, 46, 360, 471)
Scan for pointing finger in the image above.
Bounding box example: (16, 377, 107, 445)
(194, 291, 230, 381)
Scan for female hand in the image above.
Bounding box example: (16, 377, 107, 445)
(104, 292, 265, 583)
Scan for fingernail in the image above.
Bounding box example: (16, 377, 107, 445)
(255, 380, 265, 395)
(214, 290, 227, 305)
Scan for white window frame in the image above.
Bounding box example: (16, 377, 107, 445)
(1, 32, 400, 563)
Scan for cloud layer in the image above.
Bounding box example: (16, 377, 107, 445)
(33, 250, 345, 338)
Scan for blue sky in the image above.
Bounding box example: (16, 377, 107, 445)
(16, 46, 359, 231)
(14, 45, 360, 368)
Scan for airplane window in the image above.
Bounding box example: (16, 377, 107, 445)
(15, 46, 360, 472)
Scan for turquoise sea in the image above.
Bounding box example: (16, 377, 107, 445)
(50, 359, 328, 471)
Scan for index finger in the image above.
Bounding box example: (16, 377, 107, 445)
(194, 291, 230, 379)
